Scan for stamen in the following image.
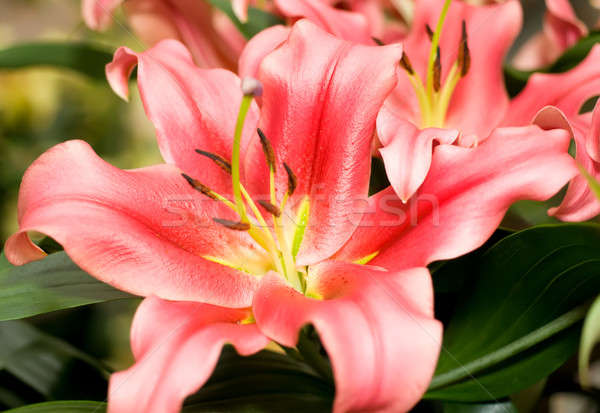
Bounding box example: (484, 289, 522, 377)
(182, 173, 220, 201)
(458, 20, 471, 77)
(372, 37, 385, 46)
(425, 0, 452, 98)
(433, 47, 442, 93)
(425, 24, 434, 41)
(283, 163, 297, 196)
(399, 52, 414, 75)
(195, 149, 232, 174)
(257, 128, 276, 173)
(213, 218, 251, 231)
(258, 200, 282, 217)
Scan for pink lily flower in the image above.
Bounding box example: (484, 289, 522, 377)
(5, 20, 576, 413)
(513, 0, 587, 70)
(82, 0, 246, 70)
(361, 0, 600, 215)
(242, 0, 600, 218)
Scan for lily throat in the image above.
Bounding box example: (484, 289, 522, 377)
(181, 82, 310, 293)
(401, 0, 471, 129)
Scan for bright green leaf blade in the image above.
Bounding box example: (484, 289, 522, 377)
(442, 400, 518, 413)
(4, 401, 107, 413)
(209, 0, 284, 39)
(0, 42, 114, 80)
(579, 294, 600, 387)
(182, 346, 334, 412)
(0, 321, 109, 400)
(427, 224, 600, 401)
(0, 252, 135, 321)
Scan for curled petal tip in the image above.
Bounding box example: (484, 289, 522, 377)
(241, 77, 263, 97)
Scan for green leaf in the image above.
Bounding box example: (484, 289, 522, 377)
(504, 31, 600, 96)
(426, 224, 600, 402)
(182, 346, 334, 412)
(0, 42, 114, 80)
(0, 321, 108, 400)
(579, 294, 600, 387)
(4, 401, 107, 412)
(209, 0, 284, 39)
(0, 252, 135, 321)
(442, 400, 517, 413)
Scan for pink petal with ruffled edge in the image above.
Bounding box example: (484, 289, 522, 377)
(377, 111, 458, 202)
(546, 103, 600, 221)
(108, 297, 269, 413)
(275, 0, 373, 44)
(106, 39, 259, 193)
(504, 45, 600, 124)
(336, 125, 576, 270)
(4, 140, 261, 307)
(253, 263, 441, 413)
(243, 20, 402, 265)
(82, 0, 123, 30)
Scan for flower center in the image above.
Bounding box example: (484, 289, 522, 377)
(182, 80, 308, 293)
(401, 0, 471, 129)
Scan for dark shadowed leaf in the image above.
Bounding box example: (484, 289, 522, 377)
(442, 400, 517, 413)
(0, 321, 108, 401)
(4, 400, 107, 412)
(182, 346, 334, 412)
(0, 252, 135, 321)
(427, 224, 600, 401)
(0, 43, 113, 80)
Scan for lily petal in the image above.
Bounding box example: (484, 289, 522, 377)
(274, 0, 373, 44)
(336, 125, 577, 269)
(513, 0, 587, 70)
(549, 102, 600, 221)
(123, 0, 245, 70)
(109, 296, 268, 413)
(82, 0, 123, 30)
(238, 25, 290, 79)
(4, 140, 262, 307)
(253, 263, 441, 413)
(377, 112, 458, 202)
(246, 20, 402, 265)
(504, 45, 600, 125)
(232, 0, 250, 22)
(106, 40, 259, 193)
